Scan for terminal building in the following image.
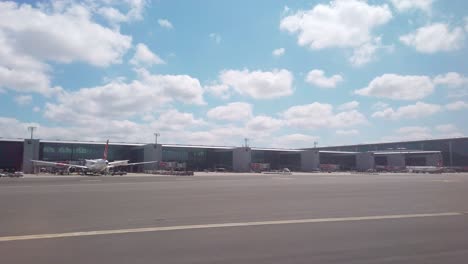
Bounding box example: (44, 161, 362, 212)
(0, 137, 467, 174)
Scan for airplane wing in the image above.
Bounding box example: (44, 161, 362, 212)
(108, 161, 158, 168)
(108, 160, 129, 167)
(31, 160, 88, 169)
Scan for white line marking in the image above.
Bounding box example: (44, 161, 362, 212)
(0, 212, 463, 242)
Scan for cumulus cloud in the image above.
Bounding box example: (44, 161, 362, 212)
(207, 102, 253, 122)
(396, 126, 432, 139)
(0, 1, 133, 96)
(371, 101, 441, 120)
(273, 134, 319, 149)
(390, 0, 433, 13)
(130, 43, 165, 67)
(44, 70, 205, 123)
(98, 0, 147, 23)
(383, 124, 464, 142)
(372, 101, 389, 110)
(338, 101, 359, 111)
(305, 70, 343, 89)
(14, 95, 32, 106)
(219, 69, 294, 99)
(282, 102, 367, 129)
(400, 23, 465, 53)
(272, 48, 285, 57)
(280, 0, 392, 65)
(205, 83, 231, 99)
(355, 74, 434, 100)
(154, 109, 205, 131)
(349, 38, 388, 66)
(246, 115, 283, 131)
(434, 72, 468, 87)
(158, 18, 173, 29)
(446, 101, 468, 111)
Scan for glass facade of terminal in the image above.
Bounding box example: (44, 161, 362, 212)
(251, 150, 301, 170)
(39, 142, 139, 162)
(162, 147, 233, 170)
(0, 141, 23, 171)
(316, 137, 468, 167)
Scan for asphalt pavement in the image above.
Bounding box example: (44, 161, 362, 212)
(1, 172, 468, 263)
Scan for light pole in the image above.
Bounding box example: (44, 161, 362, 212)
(154, 133, 160, 147)
(28, 126, 36, 140)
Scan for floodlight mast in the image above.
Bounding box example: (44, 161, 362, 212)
(154, 133, 160, 146)
(28, 126, 36, 140)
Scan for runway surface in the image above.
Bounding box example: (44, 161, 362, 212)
(1, 172, 468, 263)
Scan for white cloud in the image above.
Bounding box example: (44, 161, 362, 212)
(205, 83, 231, 99)
(433, 72, 468, 87)
(383, 124, 465, 142)
(209, 33, 221, 44)
(0, 1, 133, 96)
(396, 126, 432, 139)
(349, 38, 385, 66)
(338, 101, 359, 111)
(355, 74, 434, 100)
(336, 129, 359, 135)
(130, 43, 165, 67)
(98, 7, 128, 25)
(33, 106, 40, 112)
(0, 2, 132, 67)
(282, 102, 367, 129)
(436, 124, 457, 133)
(435, 124, 464, 137)
(246, 116, 283, 131)
(14, 95, 32, 106)
(446, 101, 468, 111)
(390, 0, 433, 13)
(305, 69, 343, 89)
(44, 71, 205, 123)
(206, 102, 252, 122)
(219, 69, 294, 99)
(372, 101, 389, 110)
(154, 109, 205, 131)
(136, 68, 205, 105)
(372, 101, 441, 120)
(382, 126, 431, 141)
(280, 0, 392, 65)
(400, 23, 465, 53)
(272, 48, 285, 57)
(274, 134, 319, 149)
(158, 19, 173, 29)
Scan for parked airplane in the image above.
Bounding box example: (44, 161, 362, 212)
(31, 140, 157, 175)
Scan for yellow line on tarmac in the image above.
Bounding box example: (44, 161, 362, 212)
(0, 212, 463, 242)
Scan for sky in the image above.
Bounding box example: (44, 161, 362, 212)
(0, 0, 467, 148)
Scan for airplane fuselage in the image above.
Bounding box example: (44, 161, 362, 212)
(84, 159, 109, 172)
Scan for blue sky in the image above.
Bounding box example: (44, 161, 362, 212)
(0, 0, 467, 147)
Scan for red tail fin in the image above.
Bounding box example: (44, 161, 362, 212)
(103, 140, 109, 160)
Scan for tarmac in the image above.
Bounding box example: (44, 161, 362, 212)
(1, 172, 468, 263)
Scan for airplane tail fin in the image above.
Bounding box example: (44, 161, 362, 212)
(103, 140, 109, 160)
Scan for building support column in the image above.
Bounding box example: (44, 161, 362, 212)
(233, 147, 251, 172)
(22, 139, 40, 174)
(300, 150, 320, 172)
(356, 152, 375, 171)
